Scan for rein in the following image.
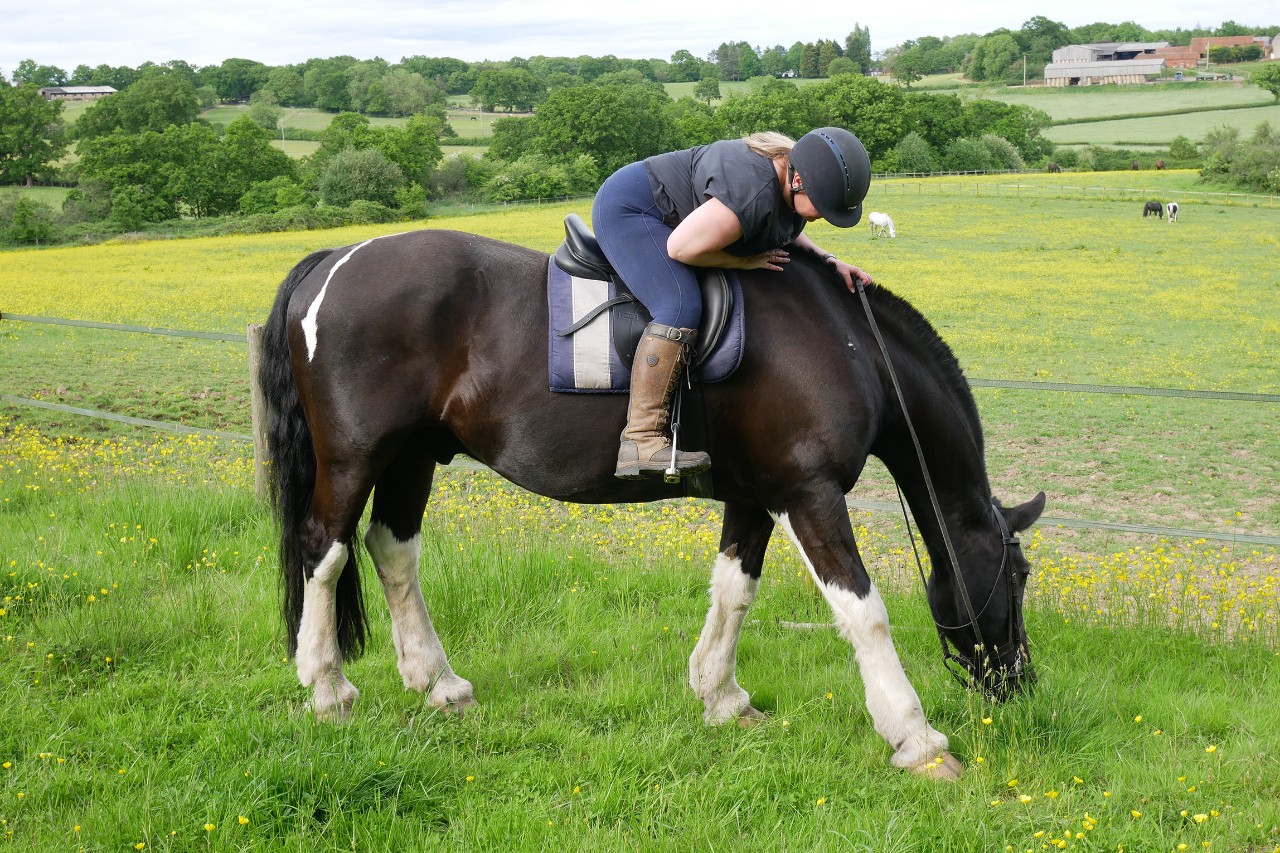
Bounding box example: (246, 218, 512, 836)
(851, 280, 1026, 691)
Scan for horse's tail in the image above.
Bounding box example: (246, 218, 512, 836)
(262, 249, 369, 661)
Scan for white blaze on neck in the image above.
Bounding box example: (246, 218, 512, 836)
(301, 233, 405, 362)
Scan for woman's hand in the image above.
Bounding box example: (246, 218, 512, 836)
(829, 257, 873, 292)
(743, 248, 790, 271)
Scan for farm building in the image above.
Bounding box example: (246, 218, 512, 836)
(38, 85, 116, 101)
(1044, 43, 1167, 86)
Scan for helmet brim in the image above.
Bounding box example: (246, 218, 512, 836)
(816, 200, 863, 228)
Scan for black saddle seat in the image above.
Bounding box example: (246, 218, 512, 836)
(553, 214, 732, 368)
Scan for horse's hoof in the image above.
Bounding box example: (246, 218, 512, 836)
(736, 706, 767, 728)
(436, 694, 478, 717)
(912, 752, 963, 781)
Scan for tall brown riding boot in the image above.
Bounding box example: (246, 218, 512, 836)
(615, 323, 712, 480)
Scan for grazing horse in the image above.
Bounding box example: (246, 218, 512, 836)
(1143, 201, 1164, 218)
(1130, 161, 1140, 171)
(869, 211, 896, 238)
(1046, 162, 1061, 173)
(1155, 159, 1166, 170)
(1167, 201, 1179, 223)
(260, 228, 1045, 778)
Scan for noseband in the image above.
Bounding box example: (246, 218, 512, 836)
(854, 278, 1029, 693)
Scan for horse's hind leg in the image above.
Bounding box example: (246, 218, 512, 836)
(366, 448, 475, 714)
(773, 488, 960, 779)
(689, 502, 773, 726)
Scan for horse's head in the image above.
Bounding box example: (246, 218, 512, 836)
(928, 491, 1046, 701)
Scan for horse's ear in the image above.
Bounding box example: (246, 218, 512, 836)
(1004, 491, 1046, 533)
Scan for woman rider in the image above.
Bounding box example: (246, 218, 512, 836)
(592, 126, 874, 480)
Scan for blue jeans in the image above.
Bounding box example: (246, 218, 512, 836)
(591, 161, 702, 329)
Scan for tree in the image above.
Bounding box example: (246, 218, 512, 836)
(11, 59, 67, 87)
(844, 25, 872, 74)
(75, 70, 200, 139)
(317, 147, 404, 206)
(246, 90, 285, 132)
(521, 84, 678, 175)
(1250, 63, 1280, 103)
(212, 58, 270, 102)
(895, 132, 938, 173)
(0, 85, 68, 186)
(805, 75, 907, 164)
(668, 50, 704, 83)
(694, 76, 721, 105)
(471, 68, 544, 112)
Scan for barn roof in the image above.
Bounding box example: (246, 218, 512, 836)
(1044, 59, 1166, 78)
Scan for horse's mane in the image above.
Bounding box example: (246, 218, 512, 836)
(798, 248, 984, 453)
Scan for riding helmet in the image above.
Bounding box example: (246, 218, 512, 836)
(789, 127, 871, 227)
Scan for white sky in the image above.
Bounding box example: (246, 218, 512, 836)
(2, 0, 1275, 79)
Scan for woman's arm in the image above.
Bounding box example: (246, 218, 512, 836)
(666, 198, 789, 272)
(792, 232, 874, 291)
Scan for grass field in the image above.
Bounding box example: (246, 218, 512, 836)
(1, 170, 1278, 850)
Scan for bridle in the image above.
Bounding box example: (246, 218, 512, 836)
(852, 278, 1030, 694)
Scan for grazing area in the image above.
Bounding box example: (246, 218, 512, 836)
(1, 171, 1277, 849)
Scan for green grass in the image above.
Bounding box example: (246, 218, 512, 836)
(1044, 103, 1280, 146)
(1, 171, 1278, 848)
(0, 453, 1276, 850)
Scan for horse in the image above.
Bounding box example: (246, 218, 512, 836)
(1167, 201, 1179, 223)
(1046, 162, 1061, 174)
(869, 211, 896, 238)
(260, 227, 1046, 779)
(1155, 160, 1166, 170)
(1130, 161, 1140, 171)
(1143, 201, 1164, 218)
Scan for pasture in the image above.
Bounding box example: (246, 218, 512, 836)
(1, 172, 1278, 850)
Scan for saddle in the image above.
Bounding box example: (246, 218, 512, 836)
(552, 214, 738, 372)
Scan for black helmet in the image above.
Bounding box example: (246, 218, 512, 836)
(789, 127, 871, 228)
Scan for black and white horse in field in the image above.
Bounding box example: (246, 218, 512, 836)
(1143, 201, 1164, 218)
(1167, 202, 1179, 223)
(260, 228, 1046, 778)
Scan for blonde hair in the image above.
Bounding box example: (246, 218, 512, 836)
(743, 131, 796, 159)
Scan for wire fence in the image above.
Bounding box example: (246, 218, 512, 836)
(4, 311, 1277, 546)
(870, 175, 1280, 207)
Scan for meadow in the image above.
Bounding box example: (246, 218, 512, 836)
(1, 171, 1278, 850)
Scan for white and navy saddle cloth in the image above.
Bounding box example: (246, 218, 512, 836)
(546, 257, 745, 393)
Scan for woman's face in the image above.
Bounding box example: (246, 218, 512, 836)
(791, 191, 822, 222)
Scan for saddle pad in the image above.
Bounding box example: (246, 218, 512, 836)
(546, 257, 745, 393)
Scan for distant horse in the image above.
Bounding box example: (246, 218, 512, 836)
(1143, 201, 1164, 218)
(869, 211, 896, 238)
(260, 228, 1045, 778)
(1131, 161, 1140, 171)
(1167, 201, 1179, 222)
(1046, 162, 1061, 173)
(1155, 160, 1166, 170)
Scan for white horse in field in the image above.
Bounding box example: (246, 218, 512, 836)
(1167, 201, 1179, 223)
(869, 211, 896, 238)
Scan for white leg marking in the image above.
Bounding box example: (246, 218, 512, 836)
(296, 541, 359, 719)
(689, 551, 760, 724)
(365, 522, 474, 711)
(773, 512, 951, 770)
(301, 232, 406, 362)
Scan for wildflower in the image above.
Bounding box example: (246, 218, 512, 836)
(1193, 814, 1208, 823)
(1073, 776, 1084, 784)
(816, 797, 826, 806)
(1018, 794, 1033, 803)
(204, 823, 215, 832)
(982, 717, 993, 725)
(1045, 790, 1059, 799)
(1134, 715, 1143, 723)
(1131, 810, 1143, 818)
(1205, 744, 1217, 753)
(238, 816, 249, 825)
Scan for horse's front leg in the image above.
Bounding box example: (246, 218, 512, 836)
(365, 522, 476, 713)
(773, 489, 962, 779)
(689, 502, 774, 726)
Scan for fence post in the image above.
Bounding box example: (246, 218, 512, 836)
(246, 323, 269, 503)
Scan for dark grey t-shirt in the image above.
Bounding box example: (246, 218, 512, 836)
(643, 139, 806, 257)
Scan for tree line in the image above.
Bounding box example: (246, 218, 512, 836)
(3, 15, 1278, 246)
